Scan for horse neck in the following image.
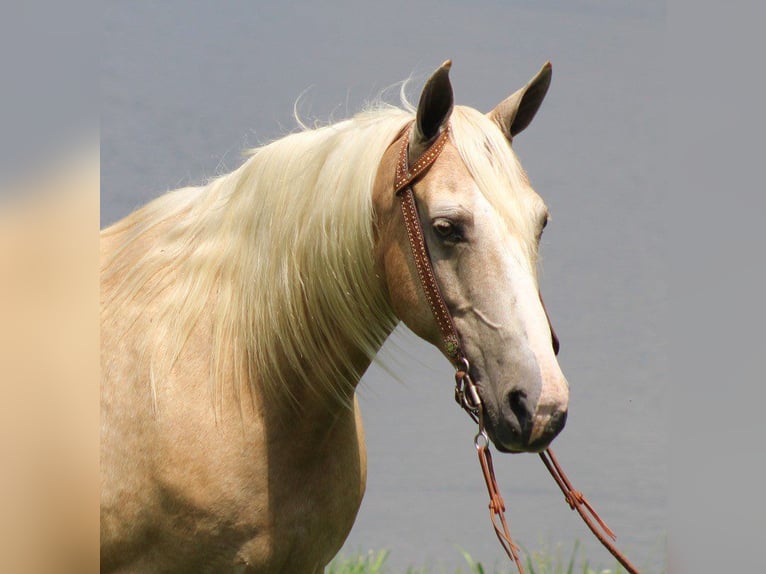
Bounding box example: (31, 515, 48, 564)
(102, 115, 407, 417)
(213, 130, 399, 411)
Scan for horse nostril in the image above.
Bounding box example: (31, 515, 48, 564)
(508, 389, 530, 428)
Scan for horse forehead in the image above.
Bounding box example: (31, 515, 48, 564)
(416, 143, 481, 209)
(422, 141, 540, 219)
(423, 141, 473, 189)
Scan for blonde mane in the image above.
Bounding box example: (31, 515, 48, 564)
(101, 104, 539, 409)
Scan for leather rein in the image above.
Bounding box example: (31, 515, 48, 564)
(392, 122, 642, 574)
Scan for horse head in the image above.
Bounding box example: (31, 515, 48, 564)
(374, 61, 568, 453)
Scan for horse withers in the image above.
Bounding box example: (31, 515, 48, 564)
(100, 61, 567, 573)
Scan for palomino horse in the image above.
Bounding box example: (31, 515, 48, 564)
(101, 61, 568, 573)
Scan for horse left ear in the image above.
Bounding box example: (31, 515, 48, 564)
(488, 61, 552, 141)
(410, 60, 454, 164)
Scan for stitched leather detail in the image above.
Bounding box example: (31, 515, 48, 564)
(393, 123, 463, 362)
(394, 124, 451, 195)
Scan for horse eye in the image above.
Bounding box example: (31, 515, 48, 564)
(432, 219, 461, 242)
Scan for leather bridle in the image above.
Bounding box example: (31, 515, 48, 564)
(393, 122, 641, 574)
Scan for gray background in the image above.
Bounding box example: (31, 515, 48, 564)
(1, 1, 763, 572)
(101, 2, 668, 571)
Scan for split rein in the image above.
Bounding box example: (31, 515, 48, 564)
(393, 123, 641, 574)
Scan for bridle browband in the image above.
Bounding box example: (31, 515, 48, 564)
(392, 121, 641, 574)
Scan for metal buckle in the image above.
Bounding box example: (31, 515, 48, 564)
(474, 428, 490, 450)
(454, 358, 482, 415)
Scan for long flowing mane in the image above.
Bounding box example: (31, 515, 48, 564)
(101, 103, 538, 408)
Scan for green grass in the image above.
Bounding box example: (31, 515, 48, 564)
(326, 542, 648, 574)
(518, 541, 629, 574)
(325, 550, 391, 574)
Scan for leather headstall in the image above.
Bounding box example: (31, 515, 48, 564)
(394, 122, 464, 364)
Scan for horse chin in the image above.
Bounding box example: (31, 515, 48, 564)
(484, 409, 566, 454)
(482, 414, 529, 454)
(493, 443, 522, 454)
(491, 439, 546, 454)
(491, 436, 552, 454)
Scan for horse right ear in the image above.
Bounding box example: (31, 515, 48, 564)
(488, 62, 552, 142)
(409, 60, 454, 164)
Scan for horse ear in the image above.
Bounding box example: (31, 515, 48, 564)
(488, 61, 552, 141)
(409, 60, 454, 163)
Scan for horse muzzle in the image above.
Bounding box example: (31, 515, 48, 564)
(486, 391, 568, 453)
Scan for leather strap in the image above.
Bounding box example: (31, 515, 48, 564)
(478, 439, 525, 571)
(540, 449, 641, 574)
(394, 123, 463, 363)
